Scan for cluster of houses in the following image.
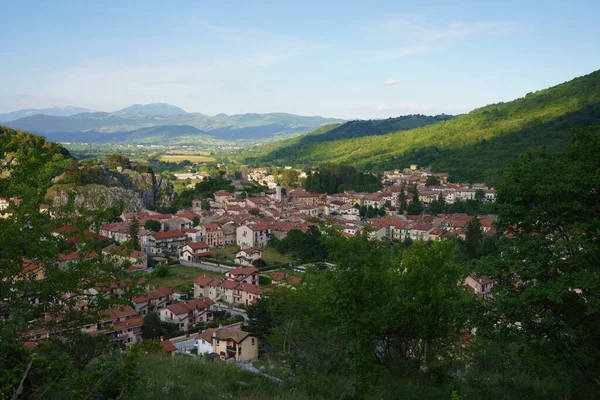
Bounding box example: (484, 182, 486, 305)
(11, 163, 501, 361)
(17, 257, 267, 361)
(84, 164, 499, 272)
(381, 165, 496, 203)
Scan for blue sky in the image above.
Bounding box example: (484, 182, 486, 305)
(1, 0, 599, 119)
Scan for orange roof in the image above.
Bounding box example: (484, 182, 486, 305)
(59, 251, 98, 262)
(220, 280, 240, 289)
(194, 275, 215, 286)
(151, 230, 186, 240)
(185, 241, 210, 251)
(161, 340, 177, 352)
(229, 266, 259, 276)
(113, 316, 144, 331)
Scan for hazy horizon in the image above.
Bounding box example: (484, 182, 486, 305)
(1, 1, 599, 119)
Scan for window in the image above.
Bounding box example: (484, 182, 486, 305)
(251, 338, 255, 345)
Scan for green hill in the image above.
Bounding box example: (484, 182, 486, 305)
(241, 70, 600, 183)
(4, 111, 345, 145)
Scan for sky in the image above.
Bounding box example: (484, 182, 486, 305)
(1, 0, 599, 119)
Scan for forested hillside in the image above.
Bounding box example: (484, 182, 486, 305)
(242, 69, 600, 183)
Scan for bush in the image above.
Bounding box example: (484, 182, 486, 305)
(155, 266, 169, 278)
(259, 276, 272, 285)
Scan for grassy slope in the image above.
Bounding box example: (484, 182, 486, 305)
(149, 264, 221, 291)
(131, 353, 452, 399)
(242, 70, 600, 183)
(130, 354, 310, 400)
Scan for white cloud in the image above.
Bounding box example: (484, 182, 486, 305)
(384, 79, 399, 86)
(368, 17, 520, 61)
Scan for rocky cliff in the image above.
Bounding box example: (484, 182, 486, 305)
(46, 166, 175, 212)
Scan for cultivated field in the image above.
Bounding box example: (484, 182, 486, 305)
(157, 150, 215, 163)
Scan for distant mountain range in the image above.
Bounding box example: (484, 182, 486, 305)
(0, 106, 94, 122)
(241, 69, 600, 183)
(113, 103, 188, 115)
(0, 103, 345, 144)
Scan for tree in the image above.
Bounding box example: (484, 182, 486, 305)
(398, 184, 408, 213)
(475, 126, 600, 395)
(128, 216, 140, 250)
(428, 193, 446, 215)
(201, 199, 211, 211)
(0, 193, 142, 398)
(387, 240, 469, 368)
(406, 184, 422, 215)
(104, 154, 130, 170)
(475, 188, 486, 202)
(144, 219, 161, 232)
(425, 175, 440, 186)
(464, 216, 482, 258)
(143, 312, 163, 339)
(279, 169, 300, 187)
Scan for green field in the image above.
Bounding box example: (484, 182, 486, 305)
(158, 154, 215, 163)
(149, 264, 221, 291)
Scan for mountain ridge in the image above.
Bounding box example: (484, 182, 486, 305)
(3, 109, 346, 145)
(240, 69, 600, 183)
(0, 106, 94, 122)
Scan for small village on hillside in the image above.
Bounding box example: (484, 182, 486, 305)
(5, 163, 499, 362)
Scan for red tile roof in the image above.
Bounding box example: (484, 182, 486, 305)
(194, 275, 215, 286)
(151, 230, 187, 240)
(161, 340, 177, 353)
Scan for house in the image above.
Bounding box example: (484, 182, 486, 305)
(221, 223, 237, 245)
(213, 191, 233, 205)
(102, 245, 148, 272)
(160, 339, 177, 357)
(58, 251, 98, 270)
(236, 223, 271, 249)
(465, 273, 495, 296)
(193, 275, 262, 307)
(179, 241, 212, 262)
(183, 228, 204, 242)
(19, 258, 46, 282)
(198, 322, 258, 361)
(271, 272, 302, 287)
(225, 266, 259, 285)
(81, 306, 143, 347)
(147, 230, 188, 254)
(131, 287, 174, 316)
(159, 297, 214, 332)
(99, 222, 131, 243)
(292, 191, 320, 206)
(234, 248, 263, 267)
(163, 216, 193, 232)
(199, 224, 225, 248)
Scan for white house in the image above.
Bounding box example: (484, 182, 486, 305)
(179, 241, 212, 262)
(236, 223, 271, 249)
(234, 248, 263, 267)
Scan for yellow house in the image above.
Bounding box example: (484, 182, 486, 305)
(19, 258, 46, 282)
(199, 322, 258, 361)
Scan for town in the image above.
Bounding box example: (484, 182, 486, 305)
(6, 162, 499, 364)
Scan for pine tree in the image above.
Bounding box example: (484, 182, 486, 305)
(465, 216, 482, 258)
(406, 184, 422, 215)
(398, 184, 407, 213)
(129, 215, 140, 250)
